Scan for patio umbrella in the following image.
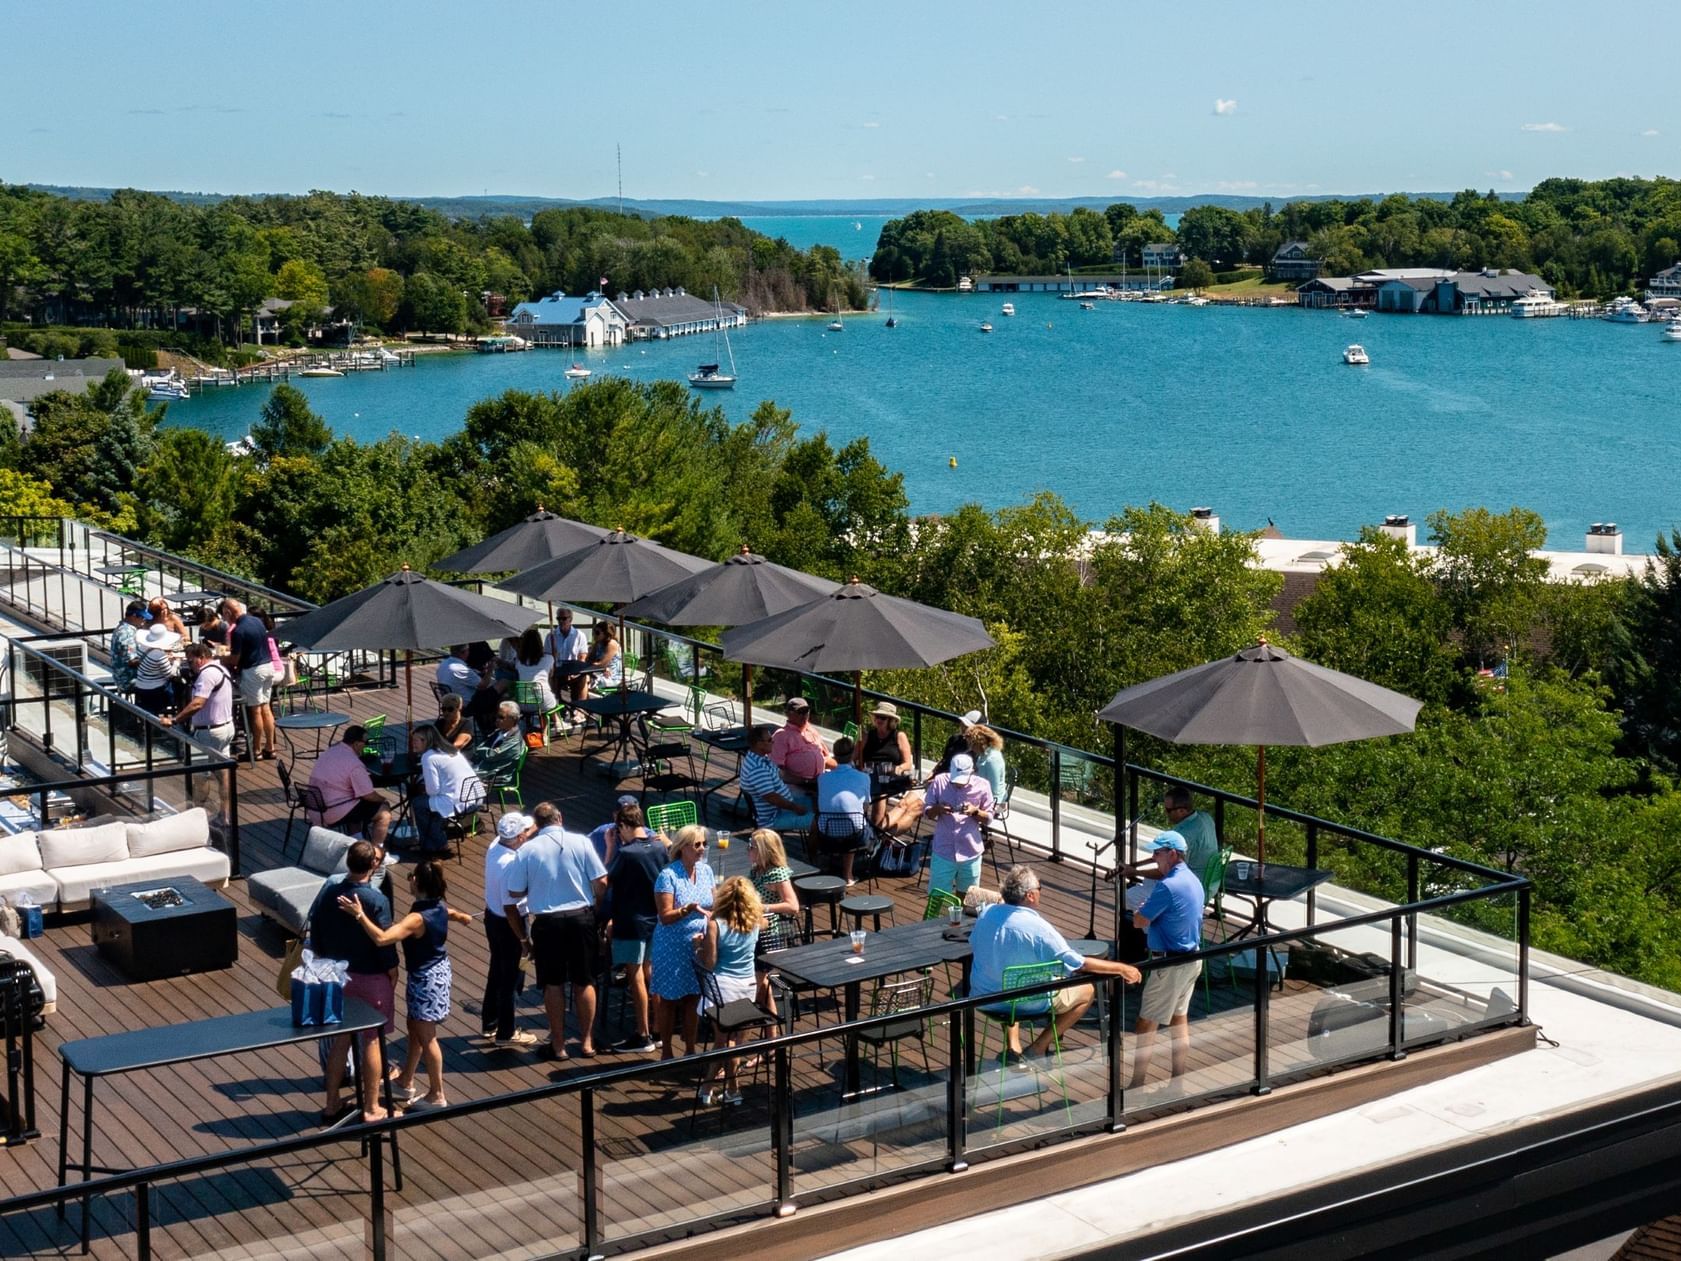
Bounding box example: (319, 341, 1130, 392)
(1096, 638, 1422, 870)
(720, 576, 995, 725)
(279, 566, 538, 724)
(501, 528, 713, 679)
(434, 508, 608, 575)
(620, 545, 840, 727)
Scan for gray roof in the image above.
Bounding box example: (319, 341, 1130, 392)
(611, 292, 744, 328)
(1651, 262, 1681, 282)
(1273, 240, 1315, 258)
(1378, 276, 1441, 292)
(1297, 276, 1364, 292)
(0, 357, 126, 403)
(1453, 270, 1550, 299)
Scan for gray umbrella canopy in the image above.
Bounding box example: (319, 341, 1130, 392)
(501, 528, 713, 605)
(434, 509, 608, 575)
(1097, 639, 1421, 871)
(721, 577, 995, 723)
(280, 567, 538, 652)
(621, 547, 839, 626)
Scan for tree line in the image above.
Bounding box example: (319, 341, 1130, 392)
(870, 177, 1681, 298)
(0, 184, 867, 345)
(2, 372, 1680, 986)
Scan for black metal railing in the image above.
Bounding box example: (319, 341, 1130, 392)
(0, 875, 1528, 1259)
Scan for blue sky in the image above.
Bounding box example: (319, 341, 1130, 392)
(7, 1, 1678, 202)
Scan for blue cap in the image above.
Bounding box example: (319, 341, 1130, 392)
(1150, 830, 1187, 853)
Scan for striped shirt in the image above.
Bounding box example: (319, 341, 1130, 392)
(741, 751, 796, 826)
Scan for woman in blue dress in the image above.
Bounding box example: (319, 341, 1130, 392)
(651, 825, 716, 1060)
(341, 859, 473, 1111)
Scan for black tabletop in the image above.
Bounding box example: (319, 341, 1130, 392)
(1222, 862, 1334, 902)
(277, 711, 350, 730)
(572, 692, 675, 719)
(764, 917, 970, 990)
(368, 753, 416, 787)
(553, 660, 603, 679)
(95, 562, 146, 576)
(169, 590, 226, 607)
(61, 998, 387, 1078)
(693, 726, 749, 751)
(706, 835, 816, 881)
(869, 771, 917, 801)
(91, 876, 229, 925)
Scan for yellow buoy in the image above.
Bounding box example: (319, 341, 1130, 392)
(949, 456, 958, 469)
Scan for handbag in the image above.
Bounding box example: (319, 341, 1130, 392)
(524, 730, 544, 750)
(275, 937, 304, 1001)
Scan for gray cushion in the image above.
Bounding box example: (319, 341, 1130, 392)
(248, 867, 330, 937)
(300, 826, 358, 876)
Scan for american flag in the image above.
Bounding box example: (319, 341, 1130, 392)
(599, 276, 609, 289)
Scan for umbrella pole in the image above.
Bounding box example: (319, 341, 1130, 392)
(742, 663, 754, 731)
(1256, 744, 1267, 872)
(406, 649, 414, 732)
(1109, 725, 1127, 943)
(852, 671, 863, 729)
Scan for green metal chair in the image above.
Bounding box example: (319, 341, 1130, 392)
(510, 680, 565, 745)
(361, 714, 387, 746)
(975, 960, 1075, 1131)
(922, 888, 963, 921)
(1199, 845, 1236, 1011)
(478, 741, 528, 814)
(649, 685, 703, 739)
(842, 720, 859, 743)
(646, 799, 698, 835)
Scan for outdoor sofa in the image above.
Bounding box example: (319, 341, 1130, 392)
(0, 808, 230, 913)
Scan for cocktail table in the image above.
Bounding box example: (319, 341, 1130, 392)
(90, 876, 237, 981)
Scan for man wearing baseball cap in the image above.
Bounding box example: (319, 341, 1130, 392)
(924, 750, 994, 895)
(482, 812, 537, 1047)
(771, 696, 834, 792)
(1129, 830, 1205, 1090)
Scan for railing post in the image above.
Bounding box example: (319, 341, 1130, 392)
(136, 1180, 151, 1259)
(772, 1043, 795, 1214)
(1405, 852, 1420, 971)
(1105, 974, 1126, 1132)
(581, 1087, 601, 1252)
(368, 1111, 386, 1261)
(1388, 915, 1407, 1060)
(1252, 942, 1271, 1095)
(912, 708, 922, 776)
(1049, 747, 1063, 862)
(1517, 885, 1531, 1023)
(1305, 821, 1319, 926)
(945, 1009, 968, 1172)
(226, 760, 241, 878)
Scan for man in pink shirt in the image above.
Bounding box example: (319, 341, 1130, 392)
(306, 725, 392, 844)
(771, 697, 835, 791)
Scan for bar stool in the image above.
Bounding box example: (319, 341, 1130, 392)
(840, 893, 894, 932)
(794, 875, 846, 942)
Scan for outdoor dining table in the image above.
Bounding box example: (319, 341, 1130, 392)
(868, 769, 918, 802)
(168, 589, 226, 612)
(276, 709, 349, 759)
(693, 726, 750, 813)
(571, 690, 676, 778)
(56, 999, 400, 1251)
(706, 830, 817, 881)
(763, 917, 974, 1096)
(1220, 861, 1336, 986)
(94, 562, 146, 580)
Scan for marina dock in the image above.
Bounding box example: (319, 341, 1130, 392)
(189, 349, 415, 389)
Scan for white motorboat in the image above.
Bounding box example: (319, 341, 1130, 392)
(688, 286, 739, 389)
(1001, 302, 1016, 316)
(142, 370, 189, 400)
(563, 363, 591, 380)
(1079, 301, 1096, 311)
(1185, 295, 1210, 307)
(296, 366, 343, 378)
(1664, 323, 1681, 342)
(1511, 291, 1567, 319)
(979, 321, 994, 333)
(1339, 307, 1369, 319)
(1343, 344, 1370, 365)
(1604, 296, 1649, 324)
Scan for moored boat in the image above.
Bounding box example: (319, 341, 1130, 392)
(1511, 291, 1567, 319)
(1001, 302, 1016, 316)
(563, 363, 591, 380)
(688, 286, 739, 389)
(1604, 296, 1649, 324)
(979, 321, 994, 333)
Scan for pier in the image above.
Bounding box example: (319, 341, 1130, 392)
(189, 348, 415, 389)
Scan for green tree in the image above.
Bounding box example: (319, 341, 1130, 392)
(1428, 506, 1550, 667)
(250, 384, 333, 460)
(1178, 258, 1214, 290)
(1606, 529, 1681, 773)
(137, 428, 239, 553)
(23, 369, 156, 516)
(402, 270, 466, 336)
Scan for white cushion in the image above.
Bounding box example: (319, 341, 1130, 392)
(0, 833, 43, 878)
(0, 933, 56, 1013)
(50, 850, 231, 910)
(0, 869, 60, 910)
(36, 821, 128, 870)
(126, 809, 210, 859)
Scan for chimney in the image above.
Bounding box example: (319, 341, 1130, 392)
(1586, 522, 1623, 555)
(1189, 506, 1220, 535)
(1379, 514, 1417, 547)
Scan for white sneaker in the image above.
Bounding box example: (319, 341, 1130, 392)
(494, 1030, 540, 1049)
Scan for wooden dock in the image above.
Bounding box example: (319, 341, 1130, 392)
(0, 673, 1515, 1259)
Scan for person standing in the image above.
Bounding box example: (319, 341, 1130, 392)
(605, 820, 667, 1053)
(650, 825, 716, 1059)
(589, 795, 650, 867)
(159, 641, 235, 823)
(109, 601, 146, 696)
(747, 829, 800, 1013)
(339, 859, 474, 1111)
(482, 812, 537, 1048)
(221, 596, 279, 760)
(307, 840, 398, 1124)
(692, 876, 763, 1105)
(503, 802, 608, 1060)
(1128, 832, 1206, 1090)
(923, 751, 994, 895)
(545, 608, 591, 703)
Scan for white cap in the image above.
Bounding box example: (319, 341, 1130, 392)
(959, 710, 983, 729)
(949, 752, 975, 784)
(496, 813, 532, 841)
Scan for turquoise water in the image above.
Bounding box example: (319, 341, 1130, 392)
(736, 215, 888, 261)
(173, 293, 1681, 549)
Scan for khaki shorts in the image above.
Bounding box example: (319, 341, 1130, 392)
(239, 661, 280, 706)
(1051, 982, 1091, 1016)
(190, 721, 234, 758)
(1138, 958, 1203, 1025)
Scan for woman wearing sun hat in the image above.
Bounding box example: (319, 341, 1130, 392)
(133, 621, 184, 717)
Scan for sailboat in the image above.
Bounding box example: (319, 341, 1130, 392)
(688, 287, 738, 390)
(884, 285, 897, 328)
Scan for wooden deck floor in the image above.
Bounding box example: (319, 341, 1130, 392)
(0, 675, 1502, 1259)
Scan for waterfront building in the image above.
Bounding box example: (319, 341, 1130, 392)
(0, 356, 127, 431)
(503, 290, 628, 348)
(1375, 268, 1552, 314)
(251, 297, 294, 344)
(1268, 239, 1323, 282)
(1645, 260, 1681, 301)
(1295, 275, 1379, 309)
(608, 287, 746, 341)
(1140, 241, 1185, 273)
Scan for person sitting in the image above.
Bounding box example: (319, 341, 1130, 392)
(816, 736, 871, 886)
(971, 864, 1140, 1059)
(589, 795, 650, 867)
(473, 700, 526, 768)
(307, 724, 392, 846)
(1128, 832, 1205, 1090)
(923, 752, 993, 895)
(435, 694, 475, 752)
(771, 696, 834, 792)
(512, 626, 558, 728)
(693, 876, 764, 1105)
(409, 723, 483, 856)
(437, 644, 499, 721)
(581, 622, 622, 699)
(739, 724, 815, 833)
(853, 701, 920, 835)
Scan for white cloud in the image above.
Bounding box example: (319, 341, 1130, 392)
(1214, 98, 1237, 116)
(1131, 177, 1182, 194)
(860, 174, 876, 181)
(1643, 128, 1661, 137)
(1485, 168, 1515, 181)
(1213, 180, 1259, 192)
(993, 114, 1010, 122)
(1106, 169, 1127, 180)
(925, 171, 936, 179)
(1521, 121, 1566, 133)
(694, 170, 709, 178)
(1067, 156, 1085, 164)
(861, 121, 880, 129)
(1017, 184, 1040, 195)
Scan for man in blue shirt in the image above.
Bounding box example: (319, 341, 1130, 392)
(1129, 831, 1206, 1090)
(307, 840, 398, 1123)
(971, 865, 1140, 1059)
(504, 801, 608, 1060)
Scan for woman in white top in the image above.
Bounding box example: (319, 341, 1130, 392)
(581, 621, 622, 699)
(513, 627, 557, 716)
(410, 724, 483, 855)
(133, 624, 183, 716)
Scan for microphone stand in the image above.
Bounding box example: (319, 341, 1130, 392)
(1087, 835, 1121, 939)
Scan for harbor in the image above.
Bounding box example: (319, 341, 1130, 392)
(183, 347, 417, 391)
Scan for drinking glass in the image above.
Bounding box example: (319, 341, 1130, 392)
(946, 904, 962, 925)
(849, 929, 866, 956)
(716, 832, 731, 851)
(1235, 861, 1251, 881)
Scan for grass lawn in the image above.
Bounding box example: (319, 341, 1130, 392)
(1203, 275, 1297, 298)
